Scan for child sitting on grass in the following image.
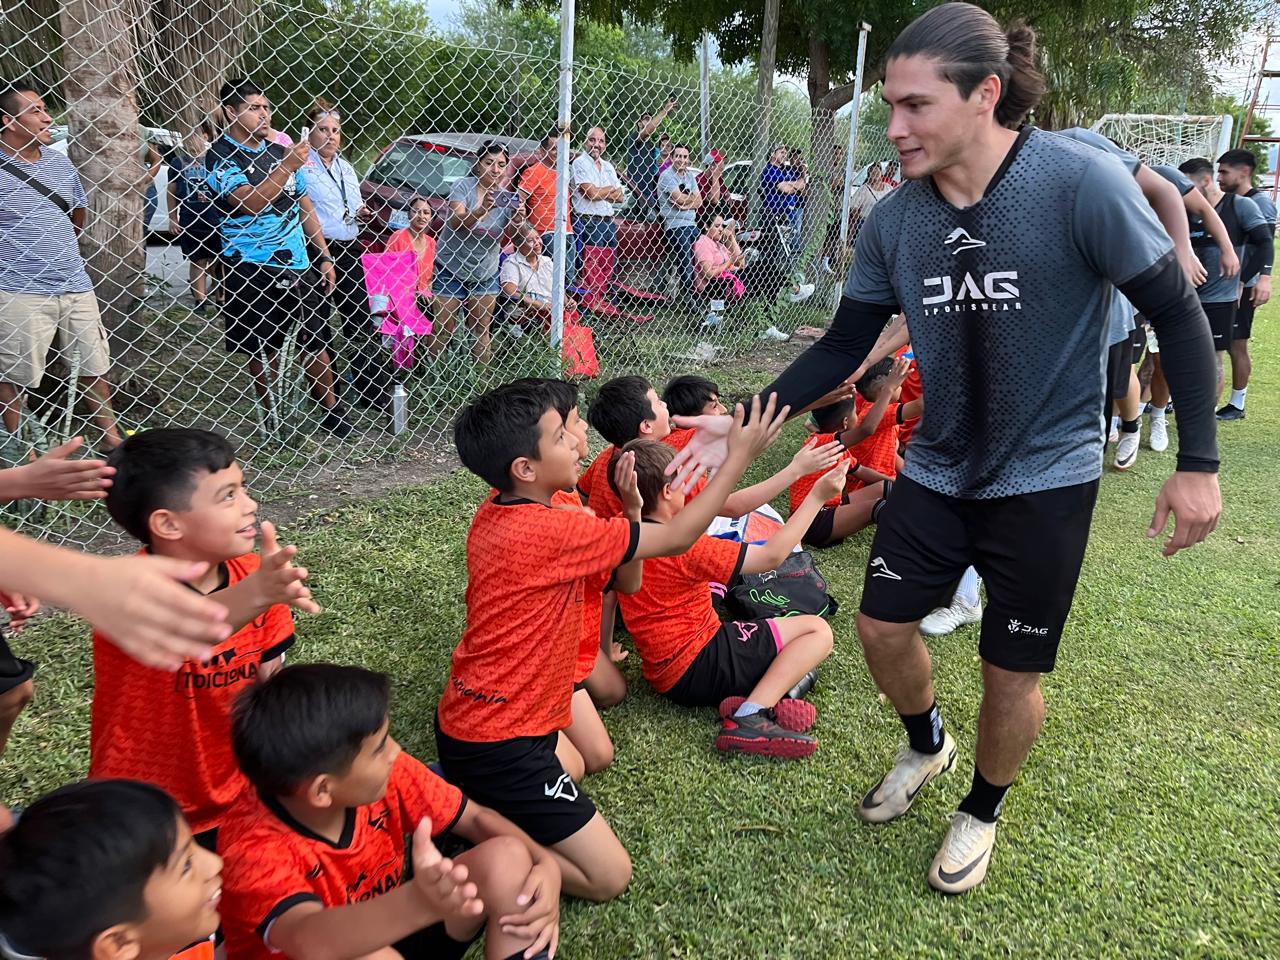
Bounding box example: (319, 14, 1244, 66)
(434, 381, 785, 901)
(610, 438, 845, 760)
(219, 663, 556, 960)
(846, 356, 923, 486)
(662, 374, 727, 419)
(0, 779, 224, 960)
(92, 428, 318, 852)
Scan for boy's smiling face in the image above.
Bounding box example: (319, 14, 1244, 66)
(640, 388, 671, 440)
(149, 462, 259, 563)
(127, 815, 222, 957)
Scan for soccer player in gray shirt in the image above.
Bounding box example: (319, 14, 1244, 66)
(1214, 148, 1275, 420)
(665, 2, 1221, 894)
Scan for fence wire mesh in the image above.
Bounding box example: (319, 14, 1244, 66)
(0, 0, 875, 546)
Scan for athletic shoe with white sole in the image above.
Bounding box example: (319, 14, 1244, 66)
(1148, 416, 1169, 452)
(858, 732, 957, 823)
(758, 325, 790, 342)
(718, 697, 816, 733)
(920, 600, 982, 637)
(927, 812, 998, 895)
(786, 283, 816, 303)
(1113, 430, 1139, 470)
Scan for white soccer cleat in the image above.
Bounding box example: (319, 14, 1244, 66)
(920, 600, 982, 637)
(1149, 416, 1169, 452)
(927, 812, 998, 895)
(1113, 430, 1139, 470)
(858, 732, 957, 823)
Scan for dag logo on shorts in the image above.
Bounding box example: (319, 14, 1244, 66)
(1007, 618, 1049, 636)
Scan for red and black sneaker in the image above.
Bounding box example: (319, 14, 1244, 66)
(714, 711, 818, 759)
(718, 696, 817, 733)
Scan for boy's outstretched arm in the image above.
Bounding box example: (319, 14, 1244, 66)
(266, 819, 483, 960)
(610, 453, 645, 595)
(741, 464, 850, 573)
(635, 395, 788, 560)
(838, 356, 910, 448)
(719, 440, 844, 517)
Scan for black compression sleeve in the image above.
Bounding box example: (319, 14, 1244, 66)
(1118, 253, 1219, 472)
(1240, 224, 1273, 285)
(759, 297, 898, 416)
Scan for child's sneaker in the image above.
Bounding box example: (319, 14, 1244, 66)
(714, 711, 818, 759)
(718, 697, 816, 733)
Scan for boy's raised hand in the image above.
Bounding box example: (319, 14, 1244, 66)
(810, 461, 851, 505)
(254, 521, 321, 615)
(888, 355, 911, 388)
(1, 437, 114, 501)
(499, 856, 561, 959)
(1, 591, 39, 631)
(410, 818, 484, 922)
(611, 449, 644, 520)
(789, 439, 844, 477)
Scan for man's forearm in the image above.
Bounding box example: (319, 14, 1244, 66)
(232, 163, 296, 215)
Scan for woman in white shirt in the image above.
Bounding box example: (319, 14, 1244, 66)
(305, 99, 388, 410)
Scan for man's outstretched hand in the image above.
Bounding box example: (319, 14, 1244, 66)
(1147, 471, 1221, 557)
(666, 393, 788, 493)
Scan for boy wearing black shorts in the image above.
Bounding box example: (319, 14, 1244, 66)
(435, 380, 783, 901)
(612, 439, 842, 759)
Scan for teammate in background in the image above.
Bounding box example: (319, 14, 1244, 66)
(0, 780, 224, 960)
(1177, 157, 1271, 400)
(667, 2, 1221, 893)
(1215, 148, 1275, 420)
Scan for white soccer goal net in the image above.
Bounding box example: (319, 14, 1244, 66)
(1089, 114, 1235, 167)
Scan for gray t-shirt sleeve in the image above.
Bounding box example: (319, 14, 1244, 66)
(1072, 154, 1174, 286)
(842, 204, 900, 306)
(1150, 164, 1194, 197)
(1251, 191, 1277, 225)
(657, 167, 678, 198)
(448, 177, 473, 206)
(1234, 193, 1266, 231)
(1056, 128, 1142, 176)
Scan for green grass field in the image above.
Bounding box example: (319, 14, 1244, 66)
(4, 307, 1279, 959)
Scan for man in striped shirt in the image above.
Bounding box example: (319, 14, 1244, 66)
(0, 80, 122, 456)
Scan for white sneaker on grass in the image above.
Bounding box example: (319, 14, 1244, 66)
(920, 599, 982, 637)
(786, 283, 816, 303)
(758, 325, 790, 342)
(1113, 429, 1139, 470)
(858, 732, 957, 823)
(1149, 416, 1169, 452)
(927, 812, 998, 895)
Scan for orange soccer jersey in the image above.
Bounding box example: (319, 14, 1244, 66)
(579, 430, 701, 519)
(897, 351, 923, 447)
(551, 487, 610, 685)
(788, 432, 858, 515)
(218, 753, 465, 960)
(849, 398, 903, 481)
(436, 495, 638, 741)
(89, 554, 294, 835)
(617, 533, 746, 693)
(170, 940, 214, 960)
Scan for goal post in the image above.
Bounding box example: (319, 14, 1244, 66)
(1088, 114, 1235, 167)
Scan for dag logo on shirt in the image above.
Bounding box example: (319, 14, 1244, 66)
(922, 227, 1021, 316)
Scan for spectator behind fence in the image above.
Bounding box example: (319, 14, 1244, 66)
(167, 122, 222, 313)
(518, 126, 575, 285)
(848, 161, 892, 240)
(624, 96, 675, 215)
(572, 126, 624, 316)
(756, 144, 814, 309)
(434, 141, 522, 364)
(696, 148, 728, 224)
(657, 143, 702, 299)
(501, 222, 555, 328)
(0, 79, 123, 458)
(207, 79, 350, 438)
(788, 147, 810, 237)
(304, 98, 389, 411)
(657, 134, 673, 173)
(693, 214, 748, 302)
(384, 194, 436, 305)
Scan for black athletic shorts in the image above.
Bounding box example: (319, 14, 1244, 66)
(662, 619, 782, 708)
(1234, 294, 1256, 341)
(434, 718, 595, 846)
(859, 473, 1100, 673)
(0, 633, 35, 695)
(1202, 301, 1236, 351)
(220, 259, 334, 357)
(179, 222, 220, 262)
(802, 505, 841, 548)
(392, 920, 479, 960)
(1106, 328, 1143, 400)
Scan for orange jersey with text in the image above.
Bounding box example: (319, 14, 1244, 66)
(617, 533, 747, 693)
(436, 495, 638, 741)
(218, 753, 465, 960)
(89, 554, 295, 834)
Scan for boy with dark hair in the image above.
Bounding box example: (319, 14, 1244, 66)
(662, 374, 726, 418)
(0, 778, 223, 960)
(610, 439, 843, 758)
(848, 356, 921, 484)
(91, 428, 318, 851)
(437, 381, 785, 900)
(791, 399, 898, 547)
(219, 663, 557, 960)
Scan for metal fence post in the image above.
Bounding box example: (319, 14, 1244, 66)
(550, 0, 576, 348)
(832, 22, 872, 311)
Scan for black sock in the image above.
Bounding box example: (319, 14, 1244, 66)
(957, 767, 1011, 823)
(899, 701, 944, 754)
(1120, 418, 1140, 434)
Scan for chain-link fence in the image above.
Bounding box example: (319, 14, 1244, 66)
(1, 0, 889, 546)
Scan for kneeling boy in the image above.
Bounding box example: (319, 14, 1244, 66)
(612, 439, 843, 759)
(219, 663, 559, 960)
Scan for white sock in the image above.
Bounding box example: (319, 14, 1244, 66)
(1230, 387, 1247, 408)
(955, 566, 982, 608)
(1110, 415, 1120, 432)
(1150, 405, 1166, 421)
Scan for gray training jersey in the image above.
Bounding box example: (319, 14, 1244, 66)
(1244, 188, 1276, 288)
(1191, 192, 1264, 303)
(845, 127, 1172, 499)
